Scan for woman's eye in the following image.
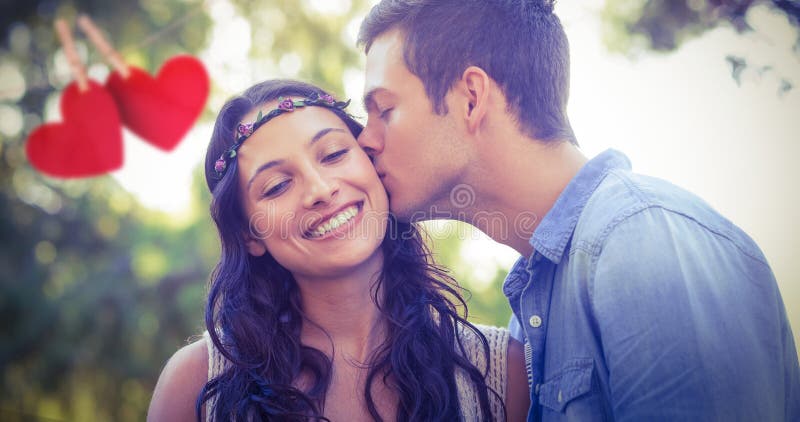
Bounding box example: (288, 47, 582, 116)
(261, 180, 290, 198)
(322, 149, 349, 163)
(379, 108, 393, 121)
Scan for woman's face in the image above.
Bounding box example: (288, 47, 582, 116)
(236, 100, 389, 279)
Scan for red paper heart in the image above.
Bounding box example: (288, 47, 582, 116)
(26, 80, 123, 178)
(105, 55, 209, 151)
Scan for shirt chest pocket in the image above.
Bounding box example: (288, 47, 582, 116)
(539, 358, 603, 418)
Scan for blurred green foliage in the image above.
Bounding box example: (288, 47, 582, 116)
(0, 1, 218, 419)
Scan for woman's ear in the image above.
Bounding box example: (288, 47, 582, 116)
(460, 66, 491, 133)
(243, 231, 267, 256)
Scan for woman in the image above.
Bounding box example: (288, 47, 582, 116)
(147, 79, 528, 421)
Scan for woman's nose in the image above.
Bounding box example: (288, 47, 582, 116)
(302, 170, 339, 209)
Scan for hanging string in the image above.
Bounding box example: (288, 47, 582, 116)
(125, 6, 207, 52)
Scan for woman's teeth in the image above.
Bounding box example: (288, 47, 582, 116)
(311, 205, 359, 238)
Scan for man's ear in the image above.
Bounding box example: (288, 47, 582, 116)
(243, 231, 267, 257)
(460, 66, 491, 133)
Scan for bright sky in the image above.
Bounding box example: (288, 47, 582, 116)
(107, 1, 800, 342)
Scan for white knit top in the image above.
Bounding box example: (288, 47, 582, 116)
(205, 324, 509, 421)
(454, 324, 510, 420)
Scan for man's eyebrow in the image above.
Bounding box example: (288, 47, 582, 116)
(245, 128, 347, 190)
(362, 88, 382, 111)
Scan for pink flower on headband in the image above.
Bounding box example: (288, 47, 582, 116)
(278, 98, 295, 111)
(214, 158, 226, 174)
(321, 94, 335, 104)
(237, 123, 254, 137)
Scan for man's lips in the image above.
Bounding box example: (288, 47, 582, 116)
(374, 164, 386, 180)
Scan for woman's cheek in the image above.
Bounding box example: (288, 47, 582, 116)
(247, 201, 292, 242)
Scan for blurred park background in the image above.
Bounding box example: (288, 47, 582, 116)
(1, 0, 798, 420)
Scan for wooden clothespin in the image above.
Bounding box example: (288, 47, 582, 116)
(54, 19, 89, 92)
(77, 15, 131, 79)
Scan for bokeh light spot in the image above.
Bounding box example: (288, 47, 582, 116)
(0, 63, 27, 102)
(35, 240, 57, 264)
(0, 104, 24, 137)
(132, 246, 168, 284)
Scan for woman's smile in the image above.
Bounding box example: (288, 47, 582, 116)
(303, 201, 363, 239)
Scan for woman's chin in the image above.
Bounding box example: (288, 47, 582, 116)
(288, 243, 384, 281)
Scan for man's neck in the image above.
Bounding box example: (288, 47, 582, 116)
(463, 138, 587, 257)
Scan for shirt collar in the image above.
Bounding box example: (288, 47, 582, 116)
(529, 149, 631, 264)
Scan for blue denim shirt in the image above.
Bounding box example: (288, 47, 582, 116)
(505, 149, 800, 421)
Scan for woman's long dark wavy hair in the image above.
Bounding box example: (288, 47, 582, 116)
(197, 79, 499, 421)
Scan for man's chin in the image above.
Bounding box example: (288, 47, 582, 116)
(389, 197, 449, 223)
(388, 196, 418, 223)
(388, 207, 414, 223)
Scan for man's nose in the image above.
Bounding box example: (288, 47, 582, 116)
(357, 123, 384, 159)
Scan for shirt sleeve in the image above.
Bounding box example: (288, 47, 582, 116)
(589, 207, 799, 421)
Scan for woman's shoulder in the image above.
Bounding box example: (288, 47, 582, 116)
(147, 337, 208, 421)
(457, 323, 510, 351)
(454, 322, 511, 377)
(456, 322, 530, 421)
(472, 323, 510, 338)
(453, 323, 515, 419)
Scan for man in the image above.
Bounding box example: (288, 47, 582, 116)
(356, 0, 800, 421)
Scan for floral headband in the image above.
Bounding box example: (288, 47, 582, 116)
(213, 92, 351, 178)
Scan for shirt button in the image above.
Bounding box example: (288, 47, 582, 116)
(529, 315, 542, 328)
